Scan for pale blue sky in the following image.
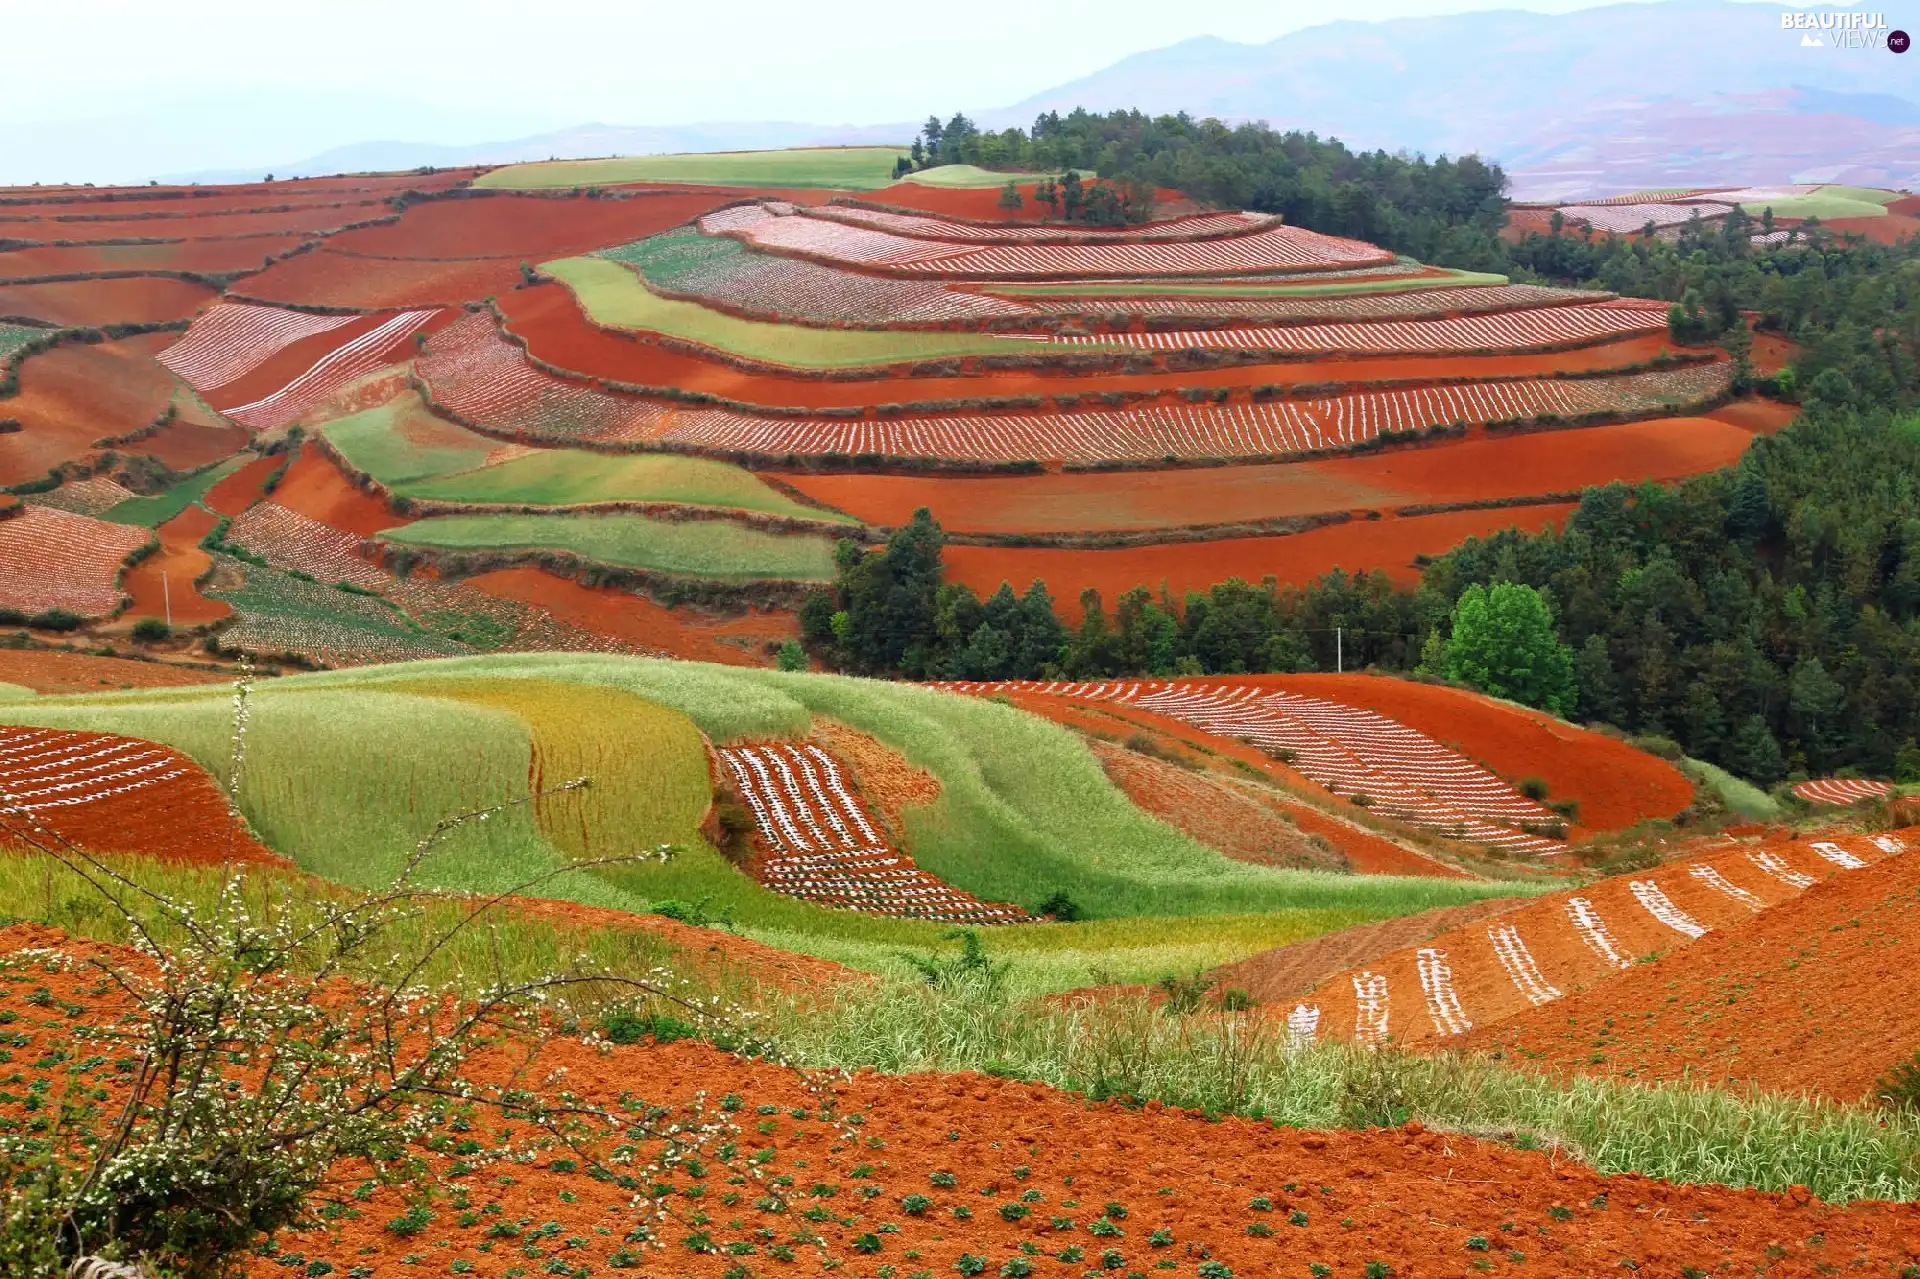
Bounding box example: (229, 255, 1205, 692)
(7, 0, 1714, 127)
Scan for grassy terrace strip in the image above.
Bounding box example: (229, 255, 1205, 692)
(1, 656, 1529, 988)
(101, 454, 250, 528)
(897, 163, 1093, 188)
(204, 553, 475, 666)
(547, 254, 1124, 367)
(376, 511, 841, 582)
(473, 146, 912, 191)
(321, 396, 856, 523)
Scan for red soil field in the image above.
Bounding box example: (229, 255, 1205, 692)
(236, 249, 526, 309)
(1248, 672, 1692, 830)
(1749, 331, 1798, 375)
(465, 566, 797, 665)
(130, 397, 250, 472)
(941, 503, 1580, 601)
(500, 281, 1687, 410)
(0, 505, 149, 617)
(269, 448, 407, 536)
(860, 180, 1053, 219)
(0, 275, 216, 326)
(1466, 833, 1920, 1099)
(781, 415, 1754, 533)
(203, 451, 285, 516)
(325, 191, 739, 259)
(5, 205, 388, 243)
(0, 338, 177, 485)
(0, 236, 310, 279)
(0, 189, 393, 219)
(0, 727, 280, 864)
(1824, 211, 1920, 244)
(0, 647, 231, 692)
(1708, 396, 1797, 433)
(120, 504, 230, 626)
(11, 928, 1917, 1277)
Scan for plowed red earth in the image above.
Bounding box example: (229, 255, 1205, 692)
(203, 451, 286, 516)
(1216, 897, 1526, 1002)
(9, 929, 1917, 1275)
(1824, 212, 1920, 244)
(781, 416, 1753, 533)
(121, 504, 230, 625)
(7, 205, 388, 242)
(0, 337, 177, 485)
(987, 690, 1464, 877)
(326, 191, 739, 259)
(941, 504, 1579, 600)
(499, 282, 1683, 409)
(1749, 332, 1798, 376)
(236, 250, 526, 309)
(1708, 397, 1797, 433)
(0, 647, 231, 692)
(0, 275, 216, 326)
(131, 396, 250, 472)
(0, 236, 309, 279)
(1465, 833, 1920, 1101)
(269, 448, 407, 537)
(465, 567, 797, 664)
(0, 725, 279, 864)
(860, 180, 1054, 218)
(203, 310, 447, 411)
(1247, 672, 1693, 831)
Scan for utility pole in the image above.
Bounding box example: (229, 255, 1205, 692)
(1336, 626, 1343, 674)
(162, 572, 171, 629)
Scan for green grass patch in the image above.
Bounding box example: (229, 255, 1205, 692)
(0, 681, 34, 701)
(897, 165, 1092, 188)
(378, 513, 839, 582)
(983, 265, 1507, 300)
(321, 395, 497, 487)
(205, 554, 473, 664)
(547, 255, 1118, 368)
(1734, 189, 1892, 220)
(102, 454, 250, 528)
(475, 147, 911, 192)
(1679, 756, 1786, 823)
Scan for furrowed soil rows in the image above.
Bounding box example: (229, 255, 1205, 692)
(1305, 829, 1911, 1057)
(943, 679, 1570, 852)
(158, 302, 359, 391)
(808, 205, 1275, 243)
(716, 740, 1027, 922)
(777, 415, 1754, 533)
(703, 204, 1396, 277)
(0, 505, 149, 616)
(235, 250, 526, 309)
(939, 504, 1579, 598)
(1013, 281, 1600, 323)
(0, 275, 216, 326)
(1464, 829, 1920, 1099)
(0, 724, 278, 863)
(1792, 778, 1894, 806)
(325, 191, 740, 259)
(425, 311, 1728, 463)
(207, 308, 445, 430)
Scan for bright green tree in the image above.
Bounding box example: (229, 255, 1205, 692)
(1442, 582, 1577, 715)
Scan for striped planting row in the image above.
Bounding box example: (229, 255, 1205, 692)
(157, 303, 356, 392)
(1792, 777, 1894, 806)
(626, 245, 1037, 324)
(0, 726, 186, 816)
(1554, 202, 1735, 234)
(1299, 830, 1910, 1046)
(702, 204, 1394, 278)
(808, 205, 1274, 244)
(224, 309, 440, 430)
(1010, 282, 1600, 324)
(1046, 300, 1664, 355)
(717, 742, 1025, 924)
(0, 506, 149, 617)
(936, 679, 1564, 852)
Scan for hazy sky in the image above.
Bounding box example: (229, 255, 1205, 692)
(6, 0, 1704, 129)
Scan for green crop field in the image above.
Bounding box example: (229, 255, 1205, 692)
(0, 322, 46, 367)
(1734, 186, 1895, 220)
(474, 146, 912, 191)
(324, 396, 853, 523)
(896, 164, 1093, 188)
(547, 255, 1122, 367)
(3, 655, 1530, 993)
(378, 512, 840, 582)
(206, 554, 474, 665)
(102, 453, 250, 528)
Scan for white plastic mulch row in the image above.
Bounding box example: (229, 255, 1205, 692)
(808, 205, 1272, 245)
(1417, 947, 1472, 1036)
(225, 309, 439, 430)
(1564, 896, 1631, 969)
(1488, 923, 1562, 1005)
(1553, 201, 1735, 234)
(1792, 777, 1895, 807)
(156, 303, 356, 392)
(1045, 300, 1664, 355)
(716, 743, 1025, 924)
(0, 727, 187, 815)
